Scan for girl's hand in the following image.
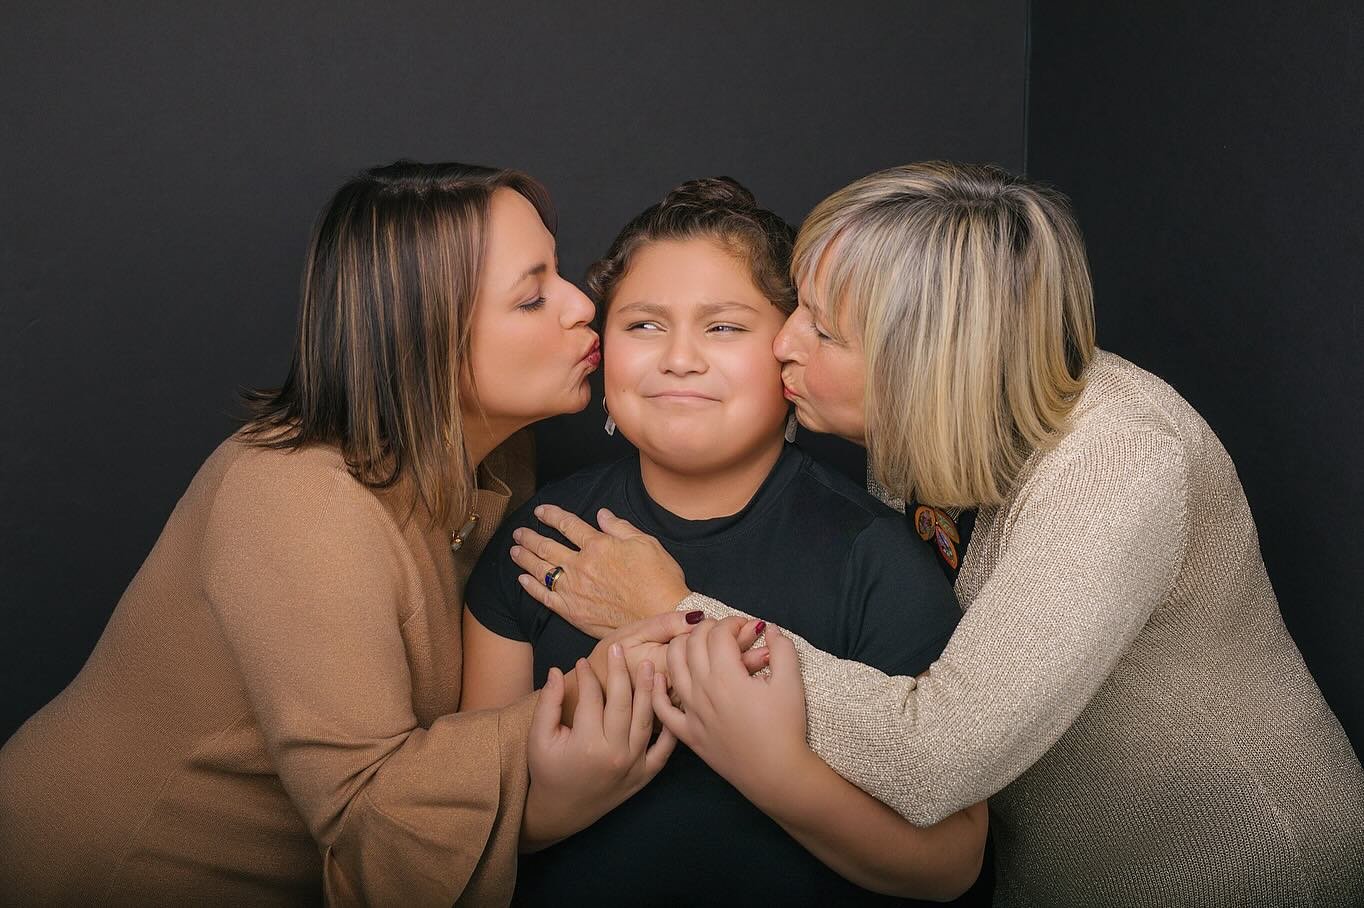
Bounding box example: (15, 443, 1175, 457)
(521, 645, 675, 852)
(555, 612, 772, 726)
(652, 617, 812, 810)
(510, 505, 690, 638)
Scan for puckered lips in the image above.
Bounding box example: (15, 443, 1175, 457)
(578, 337, 602, 369)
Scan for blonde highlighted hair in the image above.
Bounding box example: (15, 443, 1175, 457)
(794, 162, 1095, 507)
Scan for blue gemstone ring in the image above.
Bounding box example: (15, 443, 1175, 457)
(544, 566, 565, 591)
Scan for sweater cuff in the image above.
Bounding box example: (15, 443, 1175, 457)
(674, 591, 754, 622)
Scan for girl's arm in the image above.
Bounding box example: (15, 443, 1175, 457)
(511, 428, 1188, 827)
(656, 620, 986, 900)
(460, 608, 534, 711)
(771, 753, 987, 900)
(462, 607, 700, 853)
(678, 428, 1189, 825)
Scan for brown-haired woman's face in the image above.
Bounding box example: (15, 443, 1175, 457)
(466, 189, 599, 430)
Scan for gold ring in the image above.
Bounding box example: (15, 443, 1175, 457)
(544, 566, 565, 591)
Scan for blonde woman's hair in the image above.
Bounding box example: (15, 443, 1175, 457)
(241, 160, 555, 527)
(794, 162, 1096, 507)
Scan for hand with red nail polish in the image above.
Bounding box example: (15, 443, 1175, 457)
(652, 616, 809, 810)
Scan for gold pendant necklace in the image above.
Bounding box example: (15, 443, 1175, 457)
(450, 512, 479, 552)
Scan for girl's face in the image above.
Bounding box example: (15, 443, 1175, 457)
(773, 256, 867, 446)
(466, 189, 600, 432)
(604, 237, 789, 476)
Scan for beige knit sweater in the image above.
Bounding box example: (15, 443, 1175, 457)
(686, 351, 1364, 906)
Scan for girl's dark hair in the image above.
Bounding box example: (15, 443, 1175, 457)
(585, 177, 796, 314)
(240, 160, 554, 526)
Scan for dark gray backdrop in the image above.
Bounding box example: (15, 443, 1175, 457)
(1, 1, 1027, 737)
(1028, 1, 1363, 749)
(3, 0, 1359, 767)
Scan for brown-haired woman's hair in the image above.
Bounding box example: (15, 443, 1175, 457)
(241, 160, 554, 526)
(585, 177, 796, 314)
(794, 162, 1096, 508)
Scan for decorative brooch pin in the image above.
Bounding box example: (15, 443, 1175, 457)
(914, 505, 961, 570)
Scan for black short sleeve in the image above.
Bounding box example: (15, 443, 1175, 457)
(464, 493, 541, 642)
(840, 515, 962, 677)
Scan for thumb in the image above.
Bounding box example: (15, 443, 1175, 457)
(597, 508, 645, 539)
(531, 667, 565, 743)
(623, 608, 702, 647)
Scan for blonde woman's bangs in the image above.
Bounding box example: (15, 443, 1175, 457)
(793, 162, 1096, 508)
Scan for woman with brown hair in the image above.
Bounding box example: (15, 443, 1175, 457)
(508, 162, 1364, 905)
(0, 161, 685, 906)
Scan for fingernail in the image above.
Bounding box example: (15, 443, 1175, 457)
(641, 661, 654, 684)
(512, 528, 523, 542)
(760, 649, 771, 662)
(685, 610, 704, 625)
(610, 643, 623, 658)
(517, 574, 530, 588)
(534, 505, 546, 518)
(754, 621, 766, 635)
(510, 545, 522, 558)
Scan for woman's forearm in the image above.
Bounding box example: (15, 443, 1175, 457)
(678, 591, 960, 823)
(677, 433, 1187, 826)
(749, 748, 986, 900)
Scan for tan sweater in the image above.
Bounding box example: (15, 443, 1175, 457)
(0, 431, 538, 907)
(686, 351, 1364, 906)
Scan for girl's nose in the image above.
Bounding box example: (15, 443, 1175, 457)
(660, 330, 706, 375)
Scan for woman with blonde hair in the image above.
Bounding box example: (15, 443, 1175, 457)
(0, 161, 689, 906)
(507, 162, 1364, 905)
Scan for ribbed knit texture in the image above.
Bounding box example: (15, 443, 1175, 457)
(684, 351, 1364, 906)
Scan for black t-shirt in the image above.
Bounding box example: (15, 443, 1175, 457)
(466, 444, 961, 907)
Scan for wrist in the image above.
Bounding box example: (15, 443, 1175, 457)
(741, 744, 824, 818)
(668, 589, 699, 615)
(519, 782, 558, 853)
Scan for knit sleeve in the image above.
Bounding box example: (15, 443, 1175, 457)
(202, 455, 536, 906)
(681, 428, 1189, 826)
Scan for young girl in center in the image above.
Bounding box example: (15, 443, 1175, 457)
(462, 178, 986, 904)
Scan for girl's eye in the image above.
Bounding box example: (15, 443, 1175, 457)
(709, 323, 747, 334)
(518, 296, 546, 312)
(625, 321, 662, 332)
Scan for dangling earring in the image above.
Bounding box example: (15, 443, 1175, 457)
(603, 399, 616, 436)
(784, 410, 798, 443)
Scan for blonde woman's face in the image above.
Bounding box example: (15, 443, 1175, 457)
(604, 238, 789, 474)
(773, 270, 867, 446)
(466, 189, 599, 430)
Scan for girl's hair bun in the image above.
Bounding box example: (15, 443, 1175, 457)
(587, 175, 796, 316)
(660, 176, 757, 209)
